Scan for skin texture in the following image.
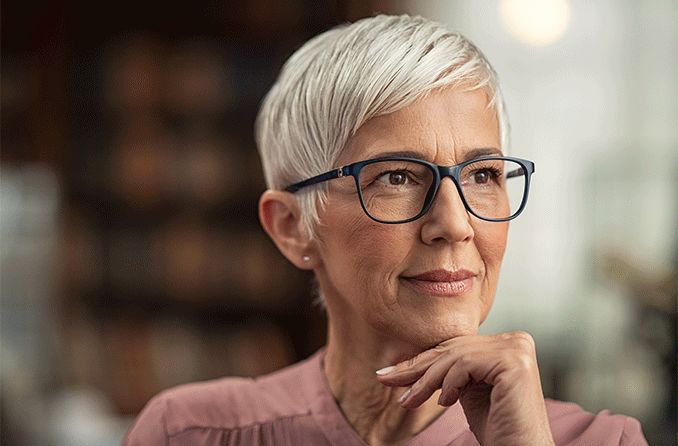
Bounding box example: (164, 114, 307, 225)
(259, 87, 554, 445)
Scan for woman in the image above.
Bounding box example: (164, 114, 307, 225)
(124, 15, 648, 445)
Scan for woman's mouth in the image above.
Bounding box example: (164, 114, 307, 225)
(401, 269, 476, 297)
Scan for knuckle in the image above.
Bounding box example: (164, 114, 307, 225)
(440, 349, 455, 363)
(457, 353, 472, 368)
(498, 332, 513, 341)
(511, 331, 536, 351)
(437, 338, 457, 349)
(432, 343, 450, 353)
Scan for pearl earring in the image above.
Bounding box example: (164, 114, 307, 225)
(302, 255, 311, 262)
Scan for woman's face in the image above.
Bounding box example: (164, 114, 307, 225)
(314, 87, 509, 348)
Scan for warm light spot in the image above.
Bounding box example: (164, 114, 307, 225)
(499, 0, 571, 47)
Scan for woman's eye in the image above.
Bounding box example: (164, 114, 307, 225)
(470, 169, 499, 184)
(377, 171, 409, 186)
(473, 171, 490, 184)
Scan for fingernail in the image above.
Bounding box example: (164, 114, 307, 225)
(398, 388, 412, 404)
(376, 366, 395, 376)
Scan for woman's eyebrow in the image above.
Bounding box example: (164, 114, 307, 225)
(363, 147, 503, 162)
(364, 149, 425, 160)
(462, 147, 504, 161)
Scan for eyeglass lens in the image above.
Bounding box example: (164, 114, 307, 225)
(357, 159, 526, 222)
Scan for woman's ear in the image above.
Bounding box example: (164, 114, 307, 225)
(259, 190, 317, 270)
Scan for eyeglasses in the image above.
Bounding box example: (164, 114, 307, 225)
(284, 155, 535, 224)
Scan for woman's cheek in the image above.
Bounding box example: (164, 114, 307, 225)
(332, 215, 382, 281)
(474, 222, 508, 268)
(348, 221, 412, 306)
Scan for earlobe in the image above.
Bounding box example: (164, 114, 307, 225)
(258, 190, 316, 270)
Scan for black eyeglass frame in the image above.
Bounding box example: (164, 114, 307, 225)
(284, 155, 535, 224)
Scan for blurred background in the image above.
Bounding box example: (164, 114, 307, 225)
(1, 0, 675, 444)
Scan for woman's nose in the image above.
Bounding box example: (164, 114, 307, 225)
(420, 178, 474, 244)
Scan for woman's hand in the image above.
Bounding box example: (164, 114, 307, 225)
(376, 331, 555, 446)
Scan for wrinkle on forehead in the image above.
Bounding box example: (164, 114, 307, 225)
(339, 87, 500, 166)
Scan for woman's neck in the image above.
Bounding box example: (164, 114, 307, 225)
(322, 313, 447, 446)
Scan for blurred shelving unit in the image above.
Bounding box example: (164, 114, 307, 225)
(59, 16, 314, 419)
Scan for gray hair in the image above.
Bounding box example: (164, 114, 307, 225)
(255, 14, 509, 241)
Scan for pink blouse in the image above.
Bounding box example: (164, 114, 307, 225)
(123, 347, 648, 445)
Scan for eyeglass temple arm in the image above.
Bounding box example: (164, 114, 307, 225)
(284, 167, 347, 192)
(506, 164, 532, 179)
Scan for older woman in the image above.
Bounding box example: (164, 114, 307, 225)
(124, 15, 647, 446)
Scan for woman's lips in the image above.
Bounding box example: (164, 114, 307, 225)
(401, 269, 476, 297)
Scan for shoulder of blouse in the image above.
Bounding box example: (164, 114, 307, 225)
(544, 399, 649, 446)
(122, 357, 317, 445)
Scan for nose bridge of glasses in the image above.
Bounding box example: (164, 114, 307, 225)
(430, 165, 467, 209)
(436, 165, 463, 190)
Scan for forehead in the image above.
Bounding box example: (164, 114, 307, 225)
(339, 87, 501, 165)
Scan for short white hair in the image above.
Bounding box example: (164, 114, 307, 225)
(255, 14, 509, 241)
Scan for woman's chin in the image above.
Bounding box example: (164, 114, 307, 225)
(429, 323, 479, 343)
(392, 319, 480, 350)
(400, 300, 483, 339)
(362, 291, 485, 346)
